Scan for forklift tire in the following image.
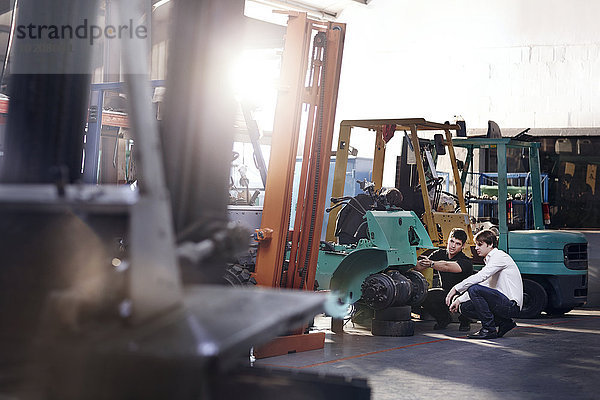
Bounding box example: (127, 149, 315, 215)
(518, 279, 547, 319)
(371, 319, 415, 337)
(224, 264, 257, 286)
(544, 306, 574, 316)
(374, 305, 412, 321)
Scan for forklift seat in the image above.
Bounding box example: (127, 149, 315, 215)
(335, 194, 373, 245)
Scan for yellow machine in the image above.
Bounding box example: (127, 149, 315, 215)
(324, 118, 475, 284)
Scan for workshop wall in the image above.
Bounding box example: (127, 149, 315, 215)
(336, 0, 600, 131)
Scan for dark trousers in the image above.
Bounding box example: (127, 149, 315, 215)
(459, 284, 520, 330)
(422, 288, 470, 326)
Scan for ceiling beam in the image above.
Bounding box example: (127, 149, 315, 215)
(249, 0, 338, 20)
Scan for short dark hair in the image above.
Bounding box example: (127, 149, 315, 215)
(449, 228, 467, 245)
(474, 229, 498, 248)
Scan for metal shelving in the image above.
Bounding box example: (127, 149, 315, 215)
(467, 172, 548, 229)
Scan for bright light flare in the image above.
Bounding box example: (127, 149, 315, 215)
(229, 49, 279, 105)
(229, 49, 280, 131)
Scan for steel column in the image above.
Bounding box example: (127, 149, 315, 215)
(83, 89, 104, 183)
(460, 146, 474, 187)
(241, 102, 268, 187)
(444, 130, 474, 243)
(325, 122, 351, 241)
(497, 143, 508, 251)
(372, 127, 386, 190)
(161, 0, 245, 289)
(529, 143, 544, 229)
(410, 125, 436, 245)
(445, 129, 467, 213)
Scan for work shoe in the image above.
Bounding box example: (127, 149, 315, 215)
(433, 315, 452, 330)
(497, 320, 517, 338)
(433, 321, 450, 330)
(467, 328, 498, 339)
(458, 321, 471, 332)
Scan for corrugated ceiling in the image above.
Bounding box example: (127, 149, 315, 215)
(247, 0, 369, 21)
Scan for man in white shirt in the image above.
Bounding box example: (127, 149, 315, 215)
(445, 229, 523, 339)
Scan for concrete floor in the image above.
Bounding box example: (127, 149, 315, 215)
(257, 309, 600, 400)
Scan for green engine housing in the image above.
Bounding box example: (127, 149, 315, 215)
(315, 210, 434, 306)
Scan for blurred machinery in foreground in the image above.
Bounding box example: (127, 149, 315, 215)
(0, 0, 369, 398)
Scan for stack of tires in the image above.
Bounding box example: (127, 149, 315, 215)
(360, 269, 427, 336)
(371, 305, 415, 336)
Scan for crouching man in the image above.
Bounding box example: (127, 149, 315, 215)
(445, 229, 523, 339)
(415, 228, 473, 331)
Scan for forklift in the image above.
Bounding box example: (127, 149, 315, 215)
(315, 119, 470, 335)
(450, 135, 588, 317)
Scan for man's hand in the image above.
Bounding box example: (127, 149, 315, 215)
(445, 287, 457, 306)
(416, 256, 432, 271)
(449, 297, 461, 313)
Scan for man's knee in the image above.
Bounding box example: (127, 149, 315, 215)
(467, 284, 484, 296)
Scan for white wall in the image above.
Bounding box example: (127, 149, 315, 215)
(334, 0, 600, 185)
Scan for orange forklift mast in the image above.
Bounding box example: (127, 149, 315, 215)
(253, 13, 345, 292)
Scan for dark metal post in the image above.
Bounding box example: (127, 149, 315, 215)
(0, 0, 98, 184)
(161, 0, 245, 282)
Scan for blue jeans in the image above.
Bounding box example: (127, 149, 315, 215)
(459, 284, 520, 330)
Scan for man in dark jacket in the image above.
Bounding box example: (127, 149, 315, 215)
(415, 228, 473, 331)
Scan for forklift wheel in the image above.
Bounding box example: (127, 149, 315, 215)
(518, 279, 547, 318)
(374, 306, 412, 321)
(224, 264, 257, 286)
(371, 319, 415, 337)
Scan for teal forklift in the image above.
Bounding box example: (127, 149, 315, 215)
(316, 119, 472, 335)
(451, 135, 588, 317)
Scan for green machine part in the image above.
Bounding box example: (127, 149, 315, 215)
(508, 230, 587, 275)
(318, 210, 435, 306)
(508, 230, 588, 311)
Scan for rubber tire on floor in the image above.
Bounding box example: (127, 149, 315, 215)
(374, 305, 412, 321)
(518, 279, 548, 318)
(371, 319, 415, 337)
